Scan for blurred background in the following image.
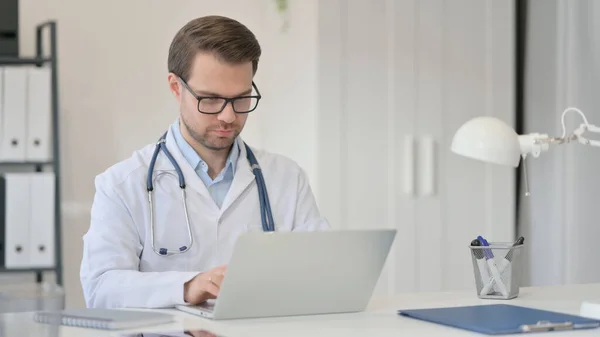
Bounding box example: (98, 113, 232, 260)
(0, 0, 598, 309)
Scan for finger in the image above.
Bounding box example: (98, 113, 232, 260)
(203, 280, 221, 297)
(203, 271, 222, 285)
(185, 331, 203, 337)
(199, 331, 218, 337)
(209, 271, 225, 286)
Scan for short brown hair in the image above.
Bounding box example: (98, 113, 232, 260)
(168, 15, 261, 81)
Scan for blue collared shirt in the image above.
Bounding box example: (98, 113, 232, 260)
(170, 119, 239, 208)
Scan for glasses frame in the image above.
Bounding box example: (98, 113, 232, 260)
(178, 76, 262, 115)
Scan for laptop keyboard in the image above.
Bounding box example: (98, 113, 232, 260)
(199, 301, 215, 311)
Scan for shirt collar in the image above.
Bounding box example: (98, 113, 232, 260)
(170, 119, 239, 175)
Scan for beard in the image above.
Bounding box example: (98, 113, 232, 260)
(181, 115, 239, 151)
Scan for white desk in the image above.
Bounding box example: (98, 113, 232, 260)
(3, 283, 600, 337)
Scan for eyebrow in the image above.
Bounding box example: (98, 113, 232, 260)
(194, 87, 253, 97)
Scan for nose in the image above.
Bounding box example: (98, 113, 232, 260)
(217, 102, 236, 124)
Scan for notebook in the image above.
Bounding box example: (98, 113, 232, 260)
(398, 304, 600, 335)
(33, 308, 175, 330)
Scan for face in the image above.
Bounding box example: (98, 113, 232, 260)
(168, 52, 254, 152)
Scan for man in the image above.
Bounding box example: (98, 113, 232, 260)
(80, 15, 329, 309)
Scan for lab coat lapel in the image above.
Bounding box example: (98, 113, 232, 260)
(220, 137, 256, 214)
(157, 128, 216, 207)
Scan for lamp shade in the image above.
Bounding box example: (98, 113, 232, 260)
(451, 116, 521, 167)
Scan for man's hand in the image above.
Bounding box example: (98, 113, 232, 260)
(184, 265, 227, 305)
(185, 330, 218, 337)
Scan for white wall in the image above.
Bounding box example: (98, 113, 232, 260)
(318, 0, 516, 295)
(521, 0, 600, 287)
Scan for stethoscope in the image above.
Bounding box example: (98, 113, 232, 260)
(146, 131, 275, 256)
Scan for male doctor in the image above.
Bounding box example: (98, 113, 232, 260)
(80, 15, 329, 309)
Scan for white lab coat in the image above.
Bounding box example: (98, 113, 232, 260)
(80, 127, 329, 309)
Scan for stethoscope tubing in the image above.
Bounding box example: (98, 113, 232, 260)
(146, 131, 275, 257)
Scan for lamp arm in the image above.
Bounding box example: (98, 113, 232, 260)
(573, 123, 600, 147)
(516, 107, 599, 197)
(518, 107, 600, 157)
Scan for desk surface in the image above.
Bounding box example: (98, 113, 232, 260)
(3, 283, 600, 337)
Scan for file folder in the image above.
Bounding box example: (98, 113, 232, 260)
(0, 67, 27, 162)
(28, 172, 55, 267)
(0, 173, 31, 268)
(25, 66, 53, 162)
(398, 304, 600, 335)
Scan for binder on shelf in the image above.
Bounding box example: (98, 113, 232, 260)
(25, 66, 53, 162)
(0, 66, 27, 162)
(29, 172, 55, 267)
(0, 172, 56, 269)
(0, 173, 31, 268)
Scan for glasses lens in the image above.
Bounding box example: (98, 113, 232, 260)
(198, 98, 227, 114)
(233, 97, 259, 113)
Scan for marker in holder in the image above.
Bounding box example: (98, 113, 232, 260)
(469, 236, 525, 300)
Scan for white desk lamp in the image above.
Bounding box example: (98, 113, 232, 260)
(451, 107, 600, 318)
(451, 107, 600, 196)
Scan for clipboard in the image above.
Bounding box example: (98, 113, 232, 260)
(398, 304, 600, 335)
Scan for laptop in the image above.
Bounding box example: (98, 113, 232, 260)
(175, 229, 396, 320)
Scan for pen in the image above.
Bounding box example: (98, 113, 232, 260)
(471, 239, 492, 291)
(478, 236, 510, 298)
(477, 236, 493, 259)
(498, 236, 525, 273)
(476, 236, 500, 294)
(480, 236, 525, 295)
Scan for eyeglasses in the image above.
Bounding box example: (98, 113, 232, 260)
(178, 76, 262, 114)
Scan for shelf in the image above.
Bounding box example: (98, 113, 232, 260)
(0, 20, 63, 287)
(0, 161, 53, 165)
(0, 57, 52, 66)
(0, 267, 56, 273)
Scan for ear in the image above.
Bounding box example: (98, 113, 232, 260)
(167, 73, 182, 100)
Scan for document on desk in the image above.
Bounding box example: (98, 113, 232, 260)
(398, 304, 600, 335)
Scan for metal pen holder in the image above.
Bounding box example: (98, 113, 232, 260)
(469, 242, 525, 300)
